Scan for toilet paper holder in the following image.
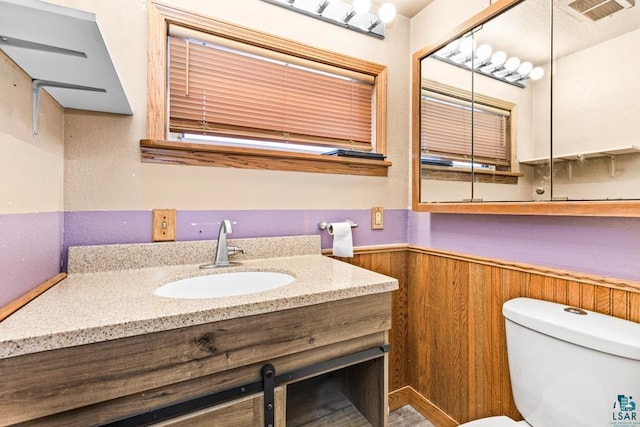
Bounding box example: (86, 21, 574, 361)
(318, 220, 358, 231)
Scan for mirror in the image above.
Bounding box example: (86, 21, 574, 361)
(413, 0, 640, 215)
(550, 0, 640, 201)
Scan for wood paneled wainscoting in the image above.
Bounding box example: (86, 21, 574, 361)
(334, 246, 410, 397)
(338, 245, 640, 427)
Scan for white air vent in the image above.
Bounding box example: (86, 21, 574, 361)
(557, 0, 635, 21)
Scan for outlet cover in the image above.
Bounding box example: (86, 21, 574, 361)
(371, 207, 384, 230)
(152, 209, 176, 241)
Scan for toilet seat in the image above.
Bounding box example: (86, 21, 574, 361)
(458, 415, 527, 427)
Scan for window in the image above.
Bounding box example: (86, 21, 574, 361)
(143, 2, 391, 176)
(420, 80, 519, 184)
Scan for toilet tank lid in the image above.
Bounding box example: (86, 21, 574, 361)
(503, 297, 640, 361)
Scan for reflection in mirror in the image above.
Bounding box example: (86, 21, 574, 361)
(550, 0, 640, 201)
(419, 41, 473, 202)
(419, 0, 552, 203)
(416, 0, 640, 208)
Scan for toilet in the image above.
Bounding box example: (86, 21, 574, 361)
(460, 297, 640, 427)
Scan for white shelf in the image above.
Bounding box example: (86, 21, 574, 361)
(520, 145, 640, 165)
(0, 0, 132, 134)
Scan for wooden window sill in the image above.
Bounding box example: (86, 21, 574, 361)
(421, 165, 522, 184)
(140, 139, 392, 176)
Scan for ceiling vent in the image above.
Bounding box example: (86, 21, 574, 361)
(558, 0, 635, 21)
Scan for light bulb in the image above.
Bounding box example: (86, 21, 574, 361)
(458, 37, 475, 55)
(529, 66, 545, 80)
(490, 51, 507, 67)
(378, 2, 396, 23)
(517, 61, 533, 76)
(475, 44, 492, 62)
(436, 39, 460, 57)
(504, 56, 521, 72)
(353, 0, 371, 14)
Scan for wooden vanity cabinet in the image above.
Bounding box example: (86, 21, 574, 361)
(0, 292, 391, 426)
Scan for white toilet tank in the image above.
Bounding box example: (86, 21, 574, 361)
(503, 297, 640, 427)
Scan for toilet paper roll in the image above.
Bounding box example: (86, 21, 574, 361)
(328, 222, 353, 258)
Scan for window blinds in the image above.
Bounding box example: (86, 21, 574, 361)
(168, 28, 375, 151)
(421, 91, 510, 166)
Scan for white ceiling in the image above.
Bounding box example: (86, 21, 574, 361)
(475, 0, 640, 64)
(399, 0, 639, 63)
(372, 0, 435, 18)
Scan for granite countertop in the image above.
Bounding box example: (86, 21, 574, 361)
(0, 236, 398, 359)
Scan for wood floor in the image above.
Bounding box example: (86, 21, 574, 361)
(389, 405, 436, 427)
(286, 402, 435, 426)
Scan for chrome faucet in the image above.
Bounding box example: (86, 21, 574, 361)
(200, 220, 245, 269)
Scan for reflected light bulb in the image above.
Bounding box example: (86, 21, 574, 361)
(353, 0, 371, 14)
(490, 51, 507, 67)
(378, 2, 396, 23)
(458, 37, 475, 55)
(529, 66, 545, 80)
(504, 56, 521, 72)
(517, 61, 533, 76)
(441, 39, 460, 55)
(475, 44, 492, 62)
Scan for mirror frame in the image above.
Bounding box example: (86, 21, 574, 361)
(412, 0, 640, 217)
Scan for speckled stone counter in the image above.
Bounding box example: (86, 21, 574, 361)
(0, 236, 398, 359)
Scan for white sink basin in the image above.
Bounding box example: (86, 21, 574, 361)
(154, 271, 295, 299)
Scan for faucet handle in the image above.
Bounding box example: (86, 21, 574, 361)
(228, 246, 245, 257)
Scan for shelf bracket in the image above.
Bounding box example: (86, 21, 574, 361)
(568, 161, 573, 180)
(32, 79, 106, 137)
(609, 155, 616, 178)
(0, 34, 87, 58)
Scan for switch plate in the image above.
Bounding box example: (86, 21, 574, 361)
(371, 207, 384, 230)
(152, 209, 176, 242)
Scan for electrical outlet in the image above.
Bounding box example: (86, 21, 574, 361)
(152, 209, 176, 241)
(371, 206, 384, 230)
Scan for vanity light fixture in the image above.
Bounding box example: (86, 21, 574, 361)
(260, 0, 397, 39)
(434, 36, 545, 88)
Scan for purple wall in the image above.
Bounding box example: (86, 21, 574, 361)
(63, 209, 408, 268)
(61, 209, 640, 281)
(408, 211, 640, 282)
(4, 208, 639, 309)
(0, 212, 63, 307)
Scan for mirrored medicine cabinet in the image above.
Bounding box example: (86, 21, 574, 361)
(412, 0, 640, 216)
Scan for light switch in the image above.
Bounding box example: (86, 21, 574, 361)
(152, 209, 176, 241)
(371, 207, 384, 230)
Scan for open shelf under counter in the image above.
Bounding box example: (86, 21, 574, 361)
(287, 375, 372, 427)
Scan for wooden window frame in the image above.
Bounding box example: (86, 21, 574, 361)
(143, 2, 391, 176)
(420, 79, 521, 184)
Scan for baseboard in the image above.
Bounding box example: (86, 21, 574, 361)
(407, 386, 459, 427)
(389, 386, 410, 411)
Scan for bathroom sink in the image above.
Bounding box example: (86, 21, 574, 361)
(154, 271, 295, 299)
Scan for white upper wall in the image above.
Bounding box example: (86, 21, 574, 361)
(49, 0, 412, 211)
(411, 0, 488, 54)
(0, 52, 64, 214)
(550, 28, 640, 154)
